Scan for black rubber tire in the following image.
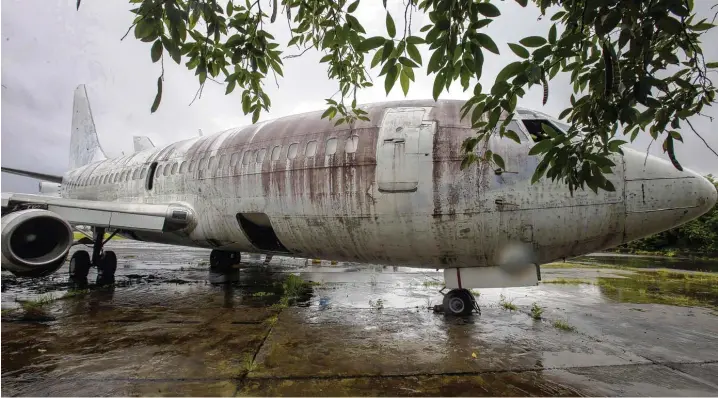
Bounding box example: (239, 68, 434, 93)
(443, 289, 474, 317)
(210, 250, 241, 270)
(69, 250, 92, 288)
(96, 250, 117, 286)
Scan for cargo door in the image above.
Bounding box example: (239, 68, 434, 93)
(376, 108, 426, 193)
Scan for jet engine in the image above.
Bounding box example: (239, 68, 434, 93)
(1, 209, 73, 277)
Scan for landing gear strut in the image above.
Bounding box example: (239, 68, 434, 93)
(440, 288, 480, 317)
(69, 227, 117, 288)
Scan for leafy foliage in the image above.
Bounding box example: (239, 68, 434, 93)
(80, 0, 718, 191)
(621, 175, 718, 254)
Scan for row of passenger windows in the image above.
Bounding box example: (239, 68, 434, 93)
(67, 136, 357, 188)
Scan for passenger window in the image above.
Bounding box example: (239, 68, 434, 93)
(345, 135, 359, 153)
(146, 162, 158, 190)
(287, 143, 298, 159)
(125, 171, 130, 182)
(208, 156, 217, 170)
(199, 157, 208, 170)
(140, 167, 147, 179)
(326, 138, 337, 155)
(189, 160, 196, 172)
(132, 168, 140, 180)
(179, 161, 187, 173)
(230, 152, 240, 166)
(256, 148, 266, 163)
(305, 141, 317, 157)
(113, 173, 119, 183)
(156, 165, 162, 178)
(271, 146, 281, 161)
(243, 151, 253, 165)
(171, 162, 178, 175)
(163, 164, 171, 176)
(521, 119, 561, 142)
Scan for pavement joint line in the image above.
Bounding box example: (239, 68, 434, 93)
(233, 307, 282, 396)
(5, 360, 717, 384)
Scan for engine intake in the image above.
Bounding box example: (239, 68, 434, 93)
(1, 209, 73, 277)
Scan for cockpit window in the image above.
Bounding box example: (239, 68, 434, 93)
(521, 119, 562, 142)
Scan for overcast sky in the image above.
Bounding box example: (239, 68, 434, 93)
(2, 0, 717, 193)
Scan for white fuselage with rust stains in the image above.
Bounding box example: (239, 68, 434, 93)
(58, 100, 716, 268)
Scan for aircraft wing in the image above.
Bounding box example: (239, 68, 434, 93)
(1, 193, 195, 233)
(1, 167, 63, 183)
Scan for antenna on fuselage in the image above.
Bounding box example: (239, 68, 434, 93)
(198, 129, 203, 137)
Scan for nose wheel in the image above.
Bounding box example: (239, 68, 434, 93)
(440, 288, 480, 317)
(69, 227, 118, 288)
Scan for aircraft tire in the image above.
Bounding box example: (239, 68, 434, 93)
(443, 289, 474, 317)
(96, 250, 117, 286)
(69, 250, 91, 287)
(210, 250, 241, 270)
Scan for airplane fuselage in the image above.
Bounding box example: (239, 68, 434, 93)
(58, 100, 715, 268)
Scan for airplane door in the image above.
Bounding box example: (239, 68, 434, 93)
(376, 108, 427, 193)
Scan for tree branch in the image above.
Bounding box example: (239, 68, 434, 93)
(686, 118, 718, 157)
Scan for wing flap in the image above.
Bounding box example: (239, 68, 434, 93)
(2, 193, 194, 233)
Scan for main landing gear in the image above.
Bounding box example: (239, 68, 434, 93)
(437, 288, 480, 317)
(208, 249, 241, 284)
(69, 227, 117, 288)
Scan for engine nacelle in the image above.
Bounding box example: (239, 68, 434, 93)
(1, 209, 73, 277)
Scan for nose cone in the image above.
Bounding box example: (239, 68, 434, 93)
(623, 148, 716, 242)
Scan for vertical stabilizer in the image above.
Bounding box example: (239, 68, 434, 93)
(69, 85, 106, 169)
(133, 136, 156, 152)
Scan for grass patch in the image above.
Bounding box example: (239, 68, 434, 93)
(553, 319, 576, 332)
(72, 232, 124, 240)
(282, 274, 311, 298)
(423, 280, 444, 287)
(543, 278, 594, 285)
(63, 289, 90, 299)
(597, 269, 718, 309)
(251, 291, 273, 297)
(499, 294, 517, 311)
(369, 298, 384, 310)
(542, 262, 618, 269)
(470, 289, 481, 296)
(243, 354, 258, 373)
(530, 302, 544, 320)
(18, 295, 55, 318)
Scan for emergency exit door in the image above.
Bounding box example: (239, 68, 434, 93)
(376, 108, 427, 193)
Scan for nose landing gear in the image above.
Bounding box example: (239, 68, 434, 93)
(69, 227, 117, 288)
(435, 288, 480, 317)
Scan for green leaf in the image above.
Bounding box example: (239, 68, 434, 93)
(548, 25, 557, 45)
(475, 2, 500, 17)
(150, 76, 162, 113)
(427, 48, 444, 73)
(319, 54, 333, 63)
(400, 68, 410, 96)
(398, 57, 418, 68)
(495, 61, 524, 83)
(476, 33, 499, 54)
(706, 62, 718, 68)
(346, 14, 365, 33)
(347, 0, 360, 13)
(386, 12, 396, 38)
(385, 64, 399, 94)
(608, 139, 627, 152)
(519, 36, 547, 47)
(493, 153, 505, 169)
(406, 36, 424, 44)
(151, 40, 162, 63)
(321, 107, 335, 119)
(657, 17, 682, 34)
(407, 42, 422, 64)
(508, 43, 529, 59)
(514, 0, 527, 6)
(371, 50, 383, 68)
(432, 71, 446, 101)
(528, 139, 553, 156)
(504, 130, 521, 143)
(359, 36, 386, 51)
(252, 108, 260, 124)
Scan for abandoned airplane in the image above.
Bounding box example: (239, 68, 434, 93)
(2, 85, 716, 315)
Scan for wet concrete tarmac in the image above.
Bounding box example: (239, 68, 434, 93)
(2, 241, 718, 396)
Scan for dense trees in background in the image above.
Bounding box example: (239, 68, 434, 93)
(621, 175, 718, 254)
(78, 0, 718, 193)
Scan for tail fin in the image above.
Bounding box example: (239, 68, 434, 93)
(133, 136, 156, 152)
(69, 85, 106, 169)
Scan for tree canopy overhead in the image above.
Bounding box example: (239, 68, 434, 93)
(78, 0, 718, 193)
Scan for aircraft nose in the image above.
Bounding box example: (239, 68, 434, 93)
(623, 148, 716, 242)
